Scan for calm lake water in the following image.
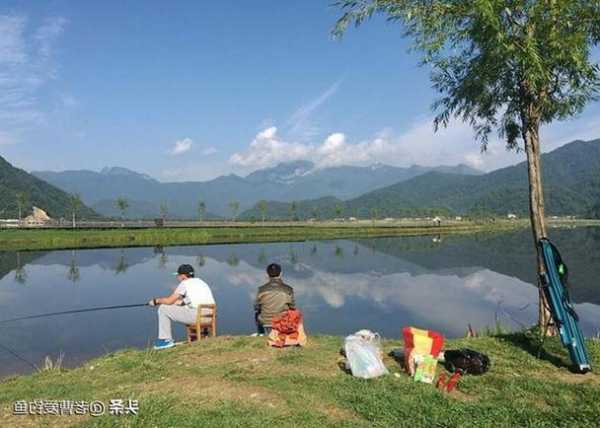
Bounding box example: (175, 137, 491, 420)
(1, 227, 600, 377)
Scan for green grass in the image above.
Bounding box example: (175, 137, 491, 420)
(0, 222, 528, 251)
(3, 218, 598, 252)
(1, 332, 599, 427)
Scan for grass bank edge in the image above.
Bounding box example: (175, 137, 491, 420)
(0, 222, 530, 251)
(0, 333, 599, 427)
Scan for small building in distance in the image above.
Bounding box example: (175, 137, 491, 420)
(507, 213, 518, 220)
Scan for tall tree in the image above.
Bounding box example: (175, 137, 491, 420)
(590, 202, 600, 219)
(370, 207, 379, 224)
(290, 201, 298, 221)
(229, 201, 240, 221)
(115, 197, 129, 221)
(335, 203, 344, 219)
(15, 192, 28, 224)
(159, 202, 169, 221)
(334, 0, 600, 332)
(312, 206, 320, 221)
(258, 200, 268, 223)
(69, 193, 83, 228)
(198, 200, 206, 221)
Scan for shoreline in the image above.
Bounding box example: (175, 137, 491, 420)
(1, 332, 599, 426)
(1, 219, 598, 252)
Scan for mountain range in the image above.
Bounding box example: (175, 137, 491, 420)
(32, 162, 481, 219)
(0, 156, 98, 220)
(5, 137, 598, 221)
(240, 138, 600, 219)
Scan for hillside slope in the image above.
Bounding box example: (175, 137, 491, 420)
(347, 139, 600, 217)
(0, 156, 98, 220)
(241, 138, 600, 219)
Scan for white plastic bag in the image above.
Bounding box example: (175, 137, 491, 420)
(344, 331, 389, 379)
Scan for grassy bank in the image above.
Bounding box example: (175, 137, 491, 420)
(0, 332, 598, 427)
(0, 220, 533, 251)
(2, 219, 598, 252)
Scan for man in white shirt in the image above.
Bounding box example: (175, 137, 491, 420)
(148, 264, 215, 349)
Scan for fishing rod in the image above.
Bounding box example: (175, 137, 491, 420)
(0, 303, 149, 373)
(0, 303, 149, 325)
(0, 342, 38, 371)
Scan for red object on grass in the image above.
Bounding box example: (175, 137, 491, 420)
(445, 372, 462, 392)
(272, 309, 302, 334)
(268, 309, 306, 348)
(402, 327, 444, 357)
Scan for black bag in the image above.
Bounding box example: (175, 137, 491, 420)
(443, 349, 490, 375)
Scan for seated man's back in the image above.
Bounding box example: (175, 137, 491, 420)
(255, 277, 295, 328)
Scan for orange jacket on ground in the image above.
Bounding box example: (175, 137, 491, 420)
(267, 309, 307, 348)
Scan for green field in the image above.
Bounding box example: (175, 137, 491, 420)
(1, 331, 598, 427)
(2, 218, 599, 252)
(0, 220, 542, 251)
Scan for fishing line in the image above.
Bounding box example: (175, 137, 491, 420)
(0, 342, 38, 371)
(0, 303, 149, 325)
(0, 303, 149, 370)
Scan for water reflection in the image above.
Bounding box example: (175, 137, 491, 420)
(154, 246, 168, 269)
(14, 252, 27, 285)
(114, 250, 129, 275)
(226, 253, 240, 267)
(67, 250, 80, 283)
(257, 248, 267, 265)
(0, 227, 599, 378)
(310, 244, 318, 256)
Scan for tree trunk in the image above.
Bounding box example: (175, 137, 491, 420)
(72, 211, 76, 229)
(522, 118, 555, 335)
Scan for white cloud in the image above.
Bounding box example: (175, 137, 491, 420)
(34, 17, 67, 61)
(0, 15, 27, 65)
(257, 126, 277, 140)
(0, 14, 67, 141)
(178, 109, 600, 180)
(170, 137, 193, 155)
(201, 147, 218, 156)
(229, 127, 311, 169)
(230, 119, 523, 172)
(230, 103, 600, 175)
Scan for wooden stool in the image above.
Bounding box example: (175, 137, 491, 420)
(186, 304, 217, 342)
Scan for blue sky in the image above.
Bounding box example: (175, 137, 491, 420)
(1, 1, 599, 181)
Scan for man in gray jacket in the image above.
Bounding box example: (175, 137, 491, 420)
(254, 263, 295, 334)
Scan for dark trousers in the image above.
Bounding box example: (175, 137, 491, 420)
(255, 313, 272, 335)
